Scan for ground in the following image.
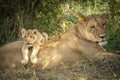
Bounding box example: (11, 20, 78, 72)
(0, 55, 120, 80)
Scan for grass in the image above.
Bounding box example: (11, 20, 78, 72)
(0, 56, 120, 80)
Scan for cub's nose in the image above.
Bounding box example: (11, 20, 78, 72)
(99, 34, 106, 39)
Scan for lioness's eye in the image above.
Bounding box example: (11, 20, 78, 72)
(103, 23, 106, 26)
(90, 26, 96, 30)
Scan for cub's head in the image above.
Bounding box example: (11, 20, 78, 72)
(21, 28, 40, 46)
(77, 13, 109, 44)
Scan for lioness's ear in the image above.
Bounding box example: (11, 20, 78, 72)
(21, 28, 26, 38)
(102, 13, 109, 21)
(78, 15, 86, 25)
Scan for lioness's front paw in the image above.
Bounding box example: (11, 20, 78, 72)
(21, 59, 28, 65)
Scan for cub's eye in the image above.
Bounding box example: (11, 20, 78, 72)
(90, 26, 96, 30)
(30, 36, 33, 38)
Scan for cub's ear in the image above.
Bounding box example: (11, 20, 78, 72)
(42, 32, 49, 41)
(102, 13, 109, 21)
(33, 29, 39, 34)
(78, 15, 87, 25)
(21, 28, 26, 38)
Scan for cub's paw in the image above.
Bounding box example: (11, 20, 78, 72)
(21, 59, 28, 65)
(31, 57, 38, 64)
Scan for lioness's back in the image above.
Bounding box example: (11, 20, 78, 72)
(0, 41, 23, 69)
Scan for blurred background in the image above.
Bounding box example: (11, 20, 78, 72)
(0, 0, 119, 54)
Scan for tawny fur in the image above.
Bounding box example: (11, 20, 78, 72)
(21, 28, 49, 65)
(0, 13, 110, 69)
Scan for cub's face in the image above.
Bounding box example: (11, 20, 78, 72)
(78, 14, 109, 43)
(21, 29, 39, 46)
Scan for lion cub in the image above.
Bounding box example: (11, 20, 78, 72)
(21, 28, 48, 65)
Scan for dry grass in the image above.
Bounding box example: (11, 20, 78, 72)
(0, 55, 120, 80)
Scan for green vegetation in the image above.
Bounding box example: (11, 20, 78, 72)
(0, 0, 120, 52)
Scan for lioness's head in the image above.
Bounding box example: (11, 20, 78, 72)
(77, 13, 109, 44)
(21, 28, 41, 46)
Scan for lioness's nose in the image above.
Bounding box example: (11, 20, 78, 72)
(99, 34, 106, 39)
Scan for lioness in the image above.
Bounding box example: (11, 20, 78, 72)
(0, 13, 109, 69)
(21, 28, 48, 65)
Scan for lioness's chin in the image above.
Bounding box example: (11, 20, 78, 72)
(98, 41, 107, 46)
